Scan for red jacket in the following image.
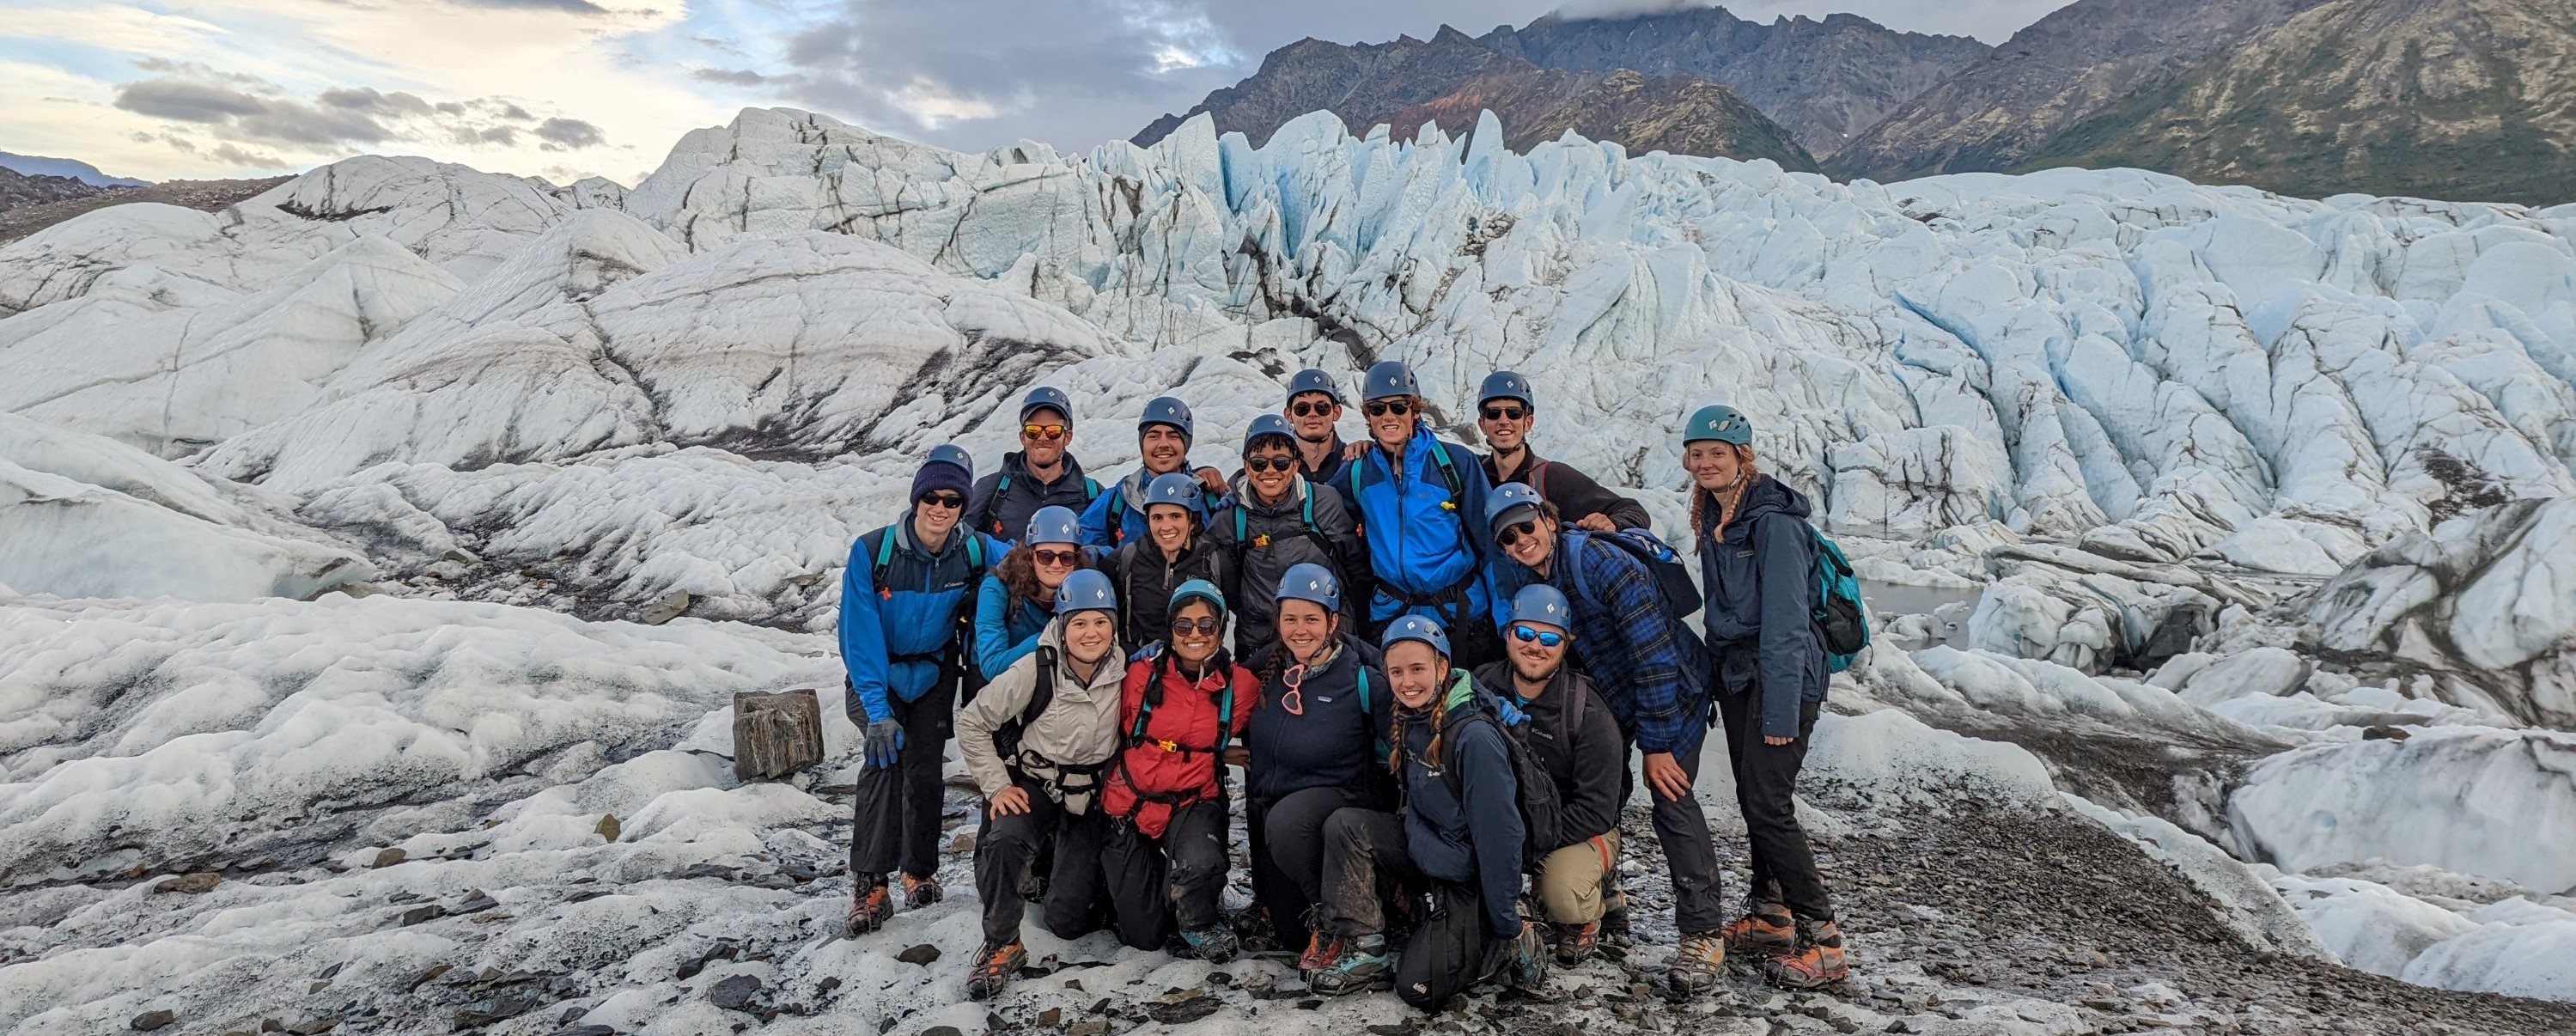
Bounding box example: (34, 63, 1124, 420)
(1103, 653, 1257, 838)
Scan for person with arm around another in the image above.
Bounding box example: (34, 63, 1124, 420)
(1471, 584, 1625, 966)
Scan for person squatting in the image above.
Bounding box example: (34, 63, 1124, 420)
(837, 363, 1848, 1011)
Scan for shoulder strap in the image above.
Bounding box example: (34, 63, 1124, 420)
(1562, 531, 1596, 611)
(1355, 667, 1371, 713)
(966, 533, 986, 573)
(1026, 646, 1058, 727)
(869, 527, 899, 588)
(1215, 673, 1240, 757)
(1430, 441, 1462, 495)
(996, 472, 1012, 497)
(1083, 477, 1102, 503)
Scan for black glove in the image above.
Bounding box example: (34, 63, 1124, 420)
(863, 719, 906, 769)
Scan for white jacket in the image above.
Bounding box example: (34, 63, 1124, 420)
(955, 620, 1125, 801)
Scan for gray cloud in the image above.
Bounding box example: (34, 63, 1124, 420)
(448, 0, 611, 14)
(320, 87, 436, 117)
(114, 78, 272, 123)
(535, 117, 605, 148)
(208, 143, 288, 168)
(115, 64, 610, 158)
(692, 67, 772, 86)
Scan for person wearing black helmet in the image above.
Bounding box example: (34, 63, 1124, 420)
(1105, 472, 1239, 652)
(1211, 413, 1365, 666)
(1475, 370, 1651, 533)
(1339, 359, 1500, 668)
(966, 386, 1104, 547)
(1080, 396, 1227, 549)
(1241, 563, 1391, 962)
(1282, 368, 1355, 505)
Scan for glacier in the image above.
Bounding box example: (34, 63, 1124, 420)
(4, 105, 2576, 1032)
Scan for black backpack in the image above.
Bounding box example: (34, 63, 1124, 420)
(1440, 707, 1565, 872)
(994, 645, 1058, 763)
(860, 525, 993, 700)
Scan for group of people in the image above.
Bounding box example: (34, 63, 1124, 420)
(834, 360, 1845, 1011)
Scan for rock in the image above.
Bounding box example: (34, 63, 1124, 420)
(453, 892, 498, 914)
(1148, 997, 1222, 1025)
(453, 989, 543, 1030)
(639, 590, 691, 625)
(405, 964, 454, 992)
(1037, 1008, 1063, 1027)
(709, 974, 762, 1011)
(2362, 724, 2412, 740)
(155, 872, 222, 893)
(286, 1020, 338, 1034)
(732, 688, 825, 780)
(399, 905, 443, 926)
(1067, 1024, 1108, 1036)
(131, 1010, 176, 1031)
(897, 943, 941, 966)
(595, 814, 620, 842)
(947, 832, 976, 854)
(922, 1027, 965, 1036)
(544, 1027, 615, 1036)
(370, 848, 406, 868)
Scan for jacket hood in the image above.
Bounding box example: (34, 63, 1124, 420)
(1704, 472, 1810, 537)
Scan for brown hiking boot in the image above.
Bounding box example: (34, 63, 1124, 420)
(1555, 921, 1600, 966)
(1666, 932, 1726, 996)
(1765, 918, 1849, 989)
(1297, 930, 1345, 974)
(966, 939, 1026, 1001)
(844, 881, 895, 936)
(901, 873, 941, 909)
(1722, 900, 1795, 960)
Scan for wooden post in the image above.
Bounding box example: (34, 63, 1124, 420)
(733, 689, 825, 781)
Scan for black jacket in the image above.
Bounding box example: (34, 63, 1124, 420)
(1483, 448, 1651, 531)
(1245, 635, 1389, 803)
(1398, 672, 1526, 936)
(1107, 532, 1238, 655)
(1472, 661, 1623, 851)
(1210, 473, 1367, 663)
(965, 452, 1101, 545)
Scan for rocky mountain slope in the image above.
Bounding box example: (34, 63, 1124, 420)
(0, 166, 121, 215)
(0, 176, 289, 245)
(0, 151, 149, 188)
(4, 107, 2576, 1033)
(1381, 68, 1818, 170)
(2013, 0, 2576, 205)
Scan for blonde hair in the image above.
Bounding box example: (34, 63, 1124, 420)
(1689, 443, 1760, 539)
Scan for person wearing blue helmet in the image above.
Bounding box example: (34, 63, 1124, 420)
(841, 445, 1008, 936)
(966, 386, 1104, 547)
(1474, 370, 1652, 533)
(1105, 471, 1239, 650)
(1099, 580, 1258, 961)
(1471, 584, 1624, 966)
(974, 505, 1098, 681)
(1307, 617, 1545, 1009)
(1079, 395, 1227, 549)
(1241, 562, 1391, 961)
(1684, 404, 1842, 990)
(1212, 412, 1365, 666)
(1337, 359, 1500, 667)
(1282, 368, 1356, 505)
(955, 568, 1128, 1001)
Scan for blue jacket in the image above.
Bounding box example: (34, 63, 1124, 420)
(971, 572, 1052, 681)
(1696, 475, 1828, 740)
(1344, 424, 1495, 627)
(1490, 533, 1708, 754)
(837, 519, 1003, 725)
(1078, 467, 1222, 550)
(1245, 635, 1390, 803)
(965, 451, 1100, 547)
(1398, 671, 1526, 936)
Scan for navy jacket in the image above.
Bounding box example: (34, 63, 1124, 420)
(837, 519, 1004, 725)
(965, 451, 1100, 546)
(1345, 424, 1495, 628)
(1490, 533, 1708, 754)
(1245, 635, 1390, 803)
(1209, 472, 1367, 665)
(1696, 475, 1828, 740)
(1398, 671, 1526, 936)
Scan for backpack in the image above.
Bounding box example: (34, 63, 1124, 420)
(868, 527, 992, 697)
(995, 645, 1059, 762)
(1440, 708, 1565, 872)
(1347, 439, 1466, 539)
(1809, 528, 1869, 672)
(1229, 491, 1339, 576)
(1563, 528, 1702, 620)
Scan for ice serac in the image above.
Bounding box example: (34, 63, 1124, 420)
(0, 459, 370, 602)
(2228, 727, 2576, 893)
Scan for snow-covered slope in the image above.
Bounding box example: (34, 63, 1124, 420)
(4, 105, 2576, 1027)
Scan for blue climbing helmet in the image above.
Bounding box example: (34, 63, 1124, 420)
(1684, 405, 1753, 446)
(1144, 471, 1208, 521)
(1169, 578, 1227, 621)
(1020, 386, 1074, 424)
(1024, 505, 1081, 547)
(1276, 563, 1341, 612)
(1057, 569, 1117, 616)
(1381, 614, 1451, 658)
(1485, 481, 1545, 537)
(1478, 370, 1533, 409)
(923, 443, 974, 480)
(1287, 369, 1344, 406)
(1243, 413, 1296, 454)
(1140, 396, 1194, 442)
(1508, 584, 1574, 631)
(1361, 360, 1419, 402)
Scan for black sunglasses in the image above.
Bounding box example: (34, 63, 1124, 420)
(1481, 405, 1528, 422)
(917, 491, 966, 509)
(1288, 401, 1336, 417)
(1244, 455, 1297, 473)
(1495, 518, 1543, 548)
(1171, 616, 1223, 636)
(1363, 399, 1413, 417)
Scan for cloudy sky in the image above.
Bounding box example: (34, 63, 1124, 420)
(2, 0, 2073, 186)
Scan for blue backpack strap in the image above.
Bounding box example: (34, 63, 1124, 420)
(870, 527, 900, 590)
(1083, 477, 1102, 503)
(1108, 491, 1129, 544)
(1215, 673, 1239, 757)
(1562, 530, 1596, 612)
(1429, 441, 1463, 496)
(1235, 507, 1250, 544)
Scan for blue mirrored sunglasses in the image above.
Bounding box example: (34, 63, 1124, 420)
(1507, 625, 1565, 648)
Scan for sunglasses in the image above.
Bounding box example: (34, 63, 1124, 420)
(1171, 616, 1223, 636)
(1481, 405, 1528, 422)
(1244, 455, 1297, 473)
(917, 491, 966, 509)
(1021, 424, 1067, 441)
(1363, 399, 1413, 418)
(1288, 401, 1336, 417)
(1032, 548, 1078, 567)
(1495, 518, 1543, 548)
(1508, 625, 1566, 648)
(1279, 663, 1308, 716)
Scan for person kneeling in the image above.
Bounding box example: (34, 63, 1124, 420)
(1474, 585, 1625, 966)
(955, 569, 1128, 1001)
(1308, 617, 1548, 1011)
(1099, 581, 1257, 961)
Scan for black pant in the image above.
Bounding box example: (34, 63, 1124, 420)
(973, 778, 1111, 945)
(1717, 691, 1832, 922)
(1318, 807, 1498, 1013)
(1251, 784, 1375, 948)
(1612, 724, 1726, 935)
(1100, 799, 1229, 950)
(850, 679, 955, 881)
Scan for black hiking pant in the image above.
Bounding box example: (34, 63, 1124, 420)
(1614, 723, 1726, 935)
(972, 777, 1110, 946)
(850, 679, 955, 882)
(1717, 691, 1833, 922)
(1100, 798, 1229, 950)
(1318, 807, 1501, 1013)
(1251, 784, 1375, 948)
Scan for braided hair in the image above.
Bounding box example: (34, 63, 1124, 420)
(1386, 667, 1454, 776)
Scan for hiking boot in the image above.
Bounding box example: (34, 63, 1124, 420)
(1765, 918, 1848, 989)
(1307, 934, 1391, 996)
(1555, 921, 1600, 966)
(965, 939, 1026, 1001)
(1500, 923, 1550, 991)
(844, 881, 895, 936)
(901, 873, 942, 910)
(1598, 905, 1634, 959)
(1230, 904, 1278, 954)
(1178, 927, 1239, 965)
(1296, 930, 1345, 974)
(1721, 900, 1795, 960)
(1666, 932, 1726, 996)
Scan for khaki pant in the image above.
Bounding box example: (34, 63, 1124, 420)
(1534, 832, 1623, 925)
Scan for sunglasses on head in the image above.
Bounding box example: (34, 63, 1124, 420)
(1244, 455, 1297, 473)
(1495, 517, 1543, 548)
(917, 491, 966, 509)
(1031, 548, 1078, 567)
(1288, 400, 1336, 417)
(1481, 404, 1528, 422)
(1508, 625, 1566, 648)
(1363, 399, 1413, 418)
(1021, 423, 1067, 441)
(1171, 616, 1223, 636)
